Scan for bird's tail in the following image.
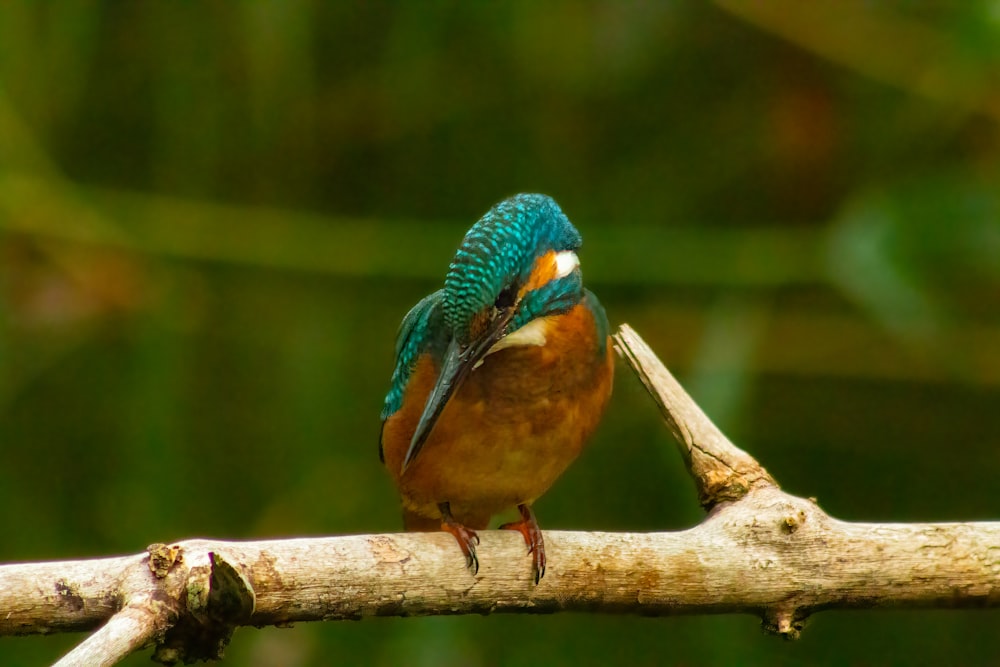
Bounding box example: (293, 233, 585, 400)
(402, 508, 491, 531)
(402, 509, 442, 532)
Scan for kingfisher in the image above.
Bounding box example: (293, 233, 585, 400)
(379, 193, 614, 583)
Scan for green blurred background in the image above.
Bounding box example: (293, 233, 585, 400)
(2, 1, 999, 665)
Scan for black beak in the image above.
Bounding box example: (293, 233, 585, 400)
(401, 307, 516, 473)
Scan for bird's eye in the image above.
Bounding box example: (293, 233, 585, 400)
(495, 285, 516, 310)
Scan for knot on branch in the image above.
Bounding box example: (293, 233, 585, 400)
(148, 543, 182, 579)
(696, 456, 776, 509)
(762, 607, 808, 640)
(151, 550, 256, 665)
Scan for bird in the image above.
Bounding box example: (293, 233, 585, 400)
(379, 193, 614, 583)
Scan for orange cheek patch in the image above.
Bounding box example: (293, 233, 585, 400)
(518, 250, 558, 299)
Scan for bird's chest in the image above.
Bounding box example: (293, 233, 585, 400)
(391, 332, 611, 517)
(422, 350, 583, 502)
(467, 342, 576, 416)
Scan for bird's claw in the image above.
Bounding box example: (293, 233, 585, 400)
(500, 504, 546, 583)
(445, 523, 480, 574)
(439, 504, 481, 575)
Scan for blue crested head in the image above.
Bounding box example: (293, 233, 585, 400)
(443, 193, 582, 344)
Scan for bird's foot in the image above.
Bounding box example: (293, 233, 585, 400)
(500, 504, 546, 583)
(438, 502, 480, 575)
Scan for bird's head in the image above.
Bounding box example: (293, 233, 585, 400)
(402, 193, 586, 471)
(443, 193, 583, 346)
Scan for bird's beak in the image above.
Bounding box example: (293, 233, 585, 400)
(401, 306, 517, 473)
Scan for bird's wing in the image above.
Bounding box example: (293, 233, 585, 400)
(379, 289, 447, 462)
(582, 288, 611, 355)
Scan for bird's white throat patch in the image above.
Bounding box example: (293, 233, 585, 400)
(474, 317, 549, 368)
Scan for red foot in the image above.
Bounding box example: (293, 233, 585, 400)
(438, 503, 480, 575)
(500, 504, 546, 583)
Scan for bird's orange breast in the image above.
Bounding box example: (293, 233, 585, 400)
(381, 303, 614, 527)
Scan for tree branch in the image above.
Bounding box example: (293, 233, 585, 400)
(2, 324, 998, 663)
(613, 323, 776, 507)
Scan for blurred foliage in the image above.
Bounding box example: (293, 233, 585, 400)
(1, 1, 999, 665)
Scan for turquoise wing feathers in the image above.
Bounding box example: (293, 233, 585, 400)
(381, 289, 447, 422)
(379, 289, 448, 462)
(582, 288, 610, 355)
